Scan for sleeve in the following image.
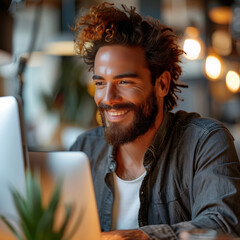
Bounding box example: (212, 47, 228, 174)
(140, 127, 240, 240)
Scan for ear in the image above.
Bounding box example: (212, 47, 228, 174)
(155, 71, 171, 97)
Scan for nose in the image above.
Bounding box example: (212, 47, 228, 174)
(102, 82, 122, 104)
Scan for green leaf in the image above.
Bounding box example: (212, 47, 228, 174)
(34, 179, 62, 238)
(35, 209, 55, 238)
(10, 189, 30, 227)
(10, 170, 44, 239)
(56, 204, 73, 239)
(10, 188, 33, 240)
(25, 170, 43, 219)
(48, 178, 62, 212)
(46, 179, 62, 231)
(63, 205, 85, 240)
(0, 216, 24, 240)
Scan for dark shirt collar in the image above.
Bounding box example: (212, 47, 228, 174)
(143, 110, 172, 168)
(148, 110, 172, 158)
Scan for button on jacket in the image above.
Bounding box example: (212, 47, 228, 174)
(70, 110, 240, 239)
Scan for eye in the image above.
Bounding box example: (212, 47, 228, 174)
(94, 81, 105, 87)
(119, 80, 133, 85)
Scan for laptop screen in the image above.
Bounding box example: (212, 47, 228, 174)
(0, 96, 27, 236)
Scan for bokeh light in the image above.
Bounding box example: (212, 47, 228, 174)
(205, 55, 222, 80)
(183, 39, 202, 60)
(225, 70, 240, 93)
(212, 30, 232, 56)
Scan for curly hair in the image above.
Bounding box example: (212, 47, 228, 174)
(72, 2, 187, 111)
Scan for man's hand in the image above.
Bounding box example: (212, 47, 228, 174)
(101, 229, 149, 240)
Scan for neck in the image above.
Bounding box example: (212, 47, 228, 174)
(116, 107, 164, 180)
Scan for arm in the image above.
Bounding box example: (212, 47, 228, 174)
(189, 127, 240, 234)
(140, 127, 240, 239)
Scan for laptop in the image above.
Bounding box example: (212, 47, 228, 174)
(28, 151, 101, 240)
(0, 96, 101, 240)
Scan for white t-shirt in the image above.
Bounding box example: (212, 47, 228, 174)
(111, 171, 146, 230)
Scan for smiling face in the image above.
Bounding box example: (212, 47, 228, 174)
(93, 45, 162, 146)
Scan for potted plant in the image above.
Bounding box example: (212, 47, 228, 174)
(0, 170, 81, 240)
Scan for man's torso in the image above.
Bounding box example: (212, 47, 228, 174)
(70, 110, 240, 233)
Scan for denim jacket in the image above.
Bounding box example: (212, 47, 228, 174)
(70, 110, 240, 239)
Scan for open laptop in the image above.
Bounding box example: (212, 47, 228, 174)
(28, 151, 101, 240)
(0, 96, 101, 240)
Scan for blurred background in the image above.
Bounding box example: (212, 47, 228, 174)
(0, 0, 240, 156)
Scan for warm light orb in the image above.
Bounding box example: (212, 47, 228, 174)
(208, 6, 232, 25)
(183, 39, 201, 60)
(212, 30, 232, 56)
(205, 56, 222, 80)
(185, 27, 200, 38)
(226, 70, 240, 93)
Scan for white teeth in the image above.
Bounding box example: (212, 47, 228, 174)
(108, 110, 128, 116)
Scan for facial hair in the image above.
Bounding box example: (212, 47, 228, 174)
(98, 90, 158, 146)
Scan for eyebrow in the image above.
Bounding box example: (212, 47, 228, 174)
(92, 75, 104, 80)
(92, 73, 140, 80)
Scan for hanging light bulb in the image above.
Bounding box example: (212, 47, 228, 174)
(205, 55, 222, 80)
(183, 39, 202, 60)
(183, 26, 204, 60)
(225, 70, 240, 93)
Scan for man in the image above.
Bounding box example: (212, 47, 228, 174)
(70, 3, 240, 239)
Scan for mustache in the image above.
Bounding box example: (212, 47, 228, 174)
(98, 102, 137, 111)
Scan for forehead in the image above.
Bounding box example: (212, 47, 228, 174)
(94, 45, 148, 74)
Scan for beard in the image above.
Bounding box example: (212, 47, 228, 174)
(98, 90, 159, 146)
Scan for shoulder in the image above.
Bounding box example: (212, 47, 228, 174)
(168, 111, 239, 173)
(73, 126, 104, 142)
(171, 110, 231, 136)
(70, 126, 107, 151)
(70, 126, 109, 165)
(78, 126, 105, 138)
(170, 111, 236, 157)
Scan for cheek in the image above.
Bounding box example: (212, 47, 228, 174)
(125, 87, 152, 104)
